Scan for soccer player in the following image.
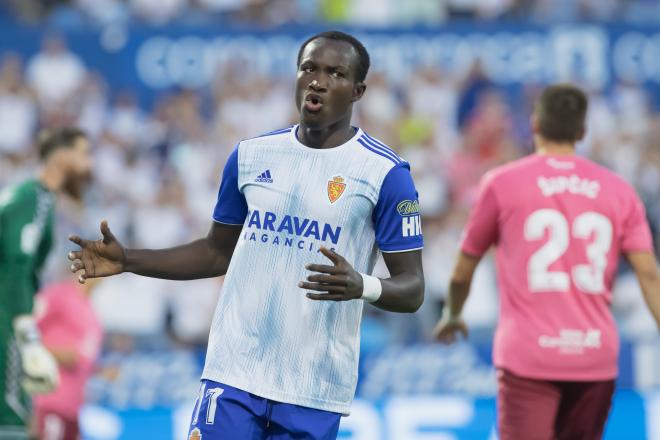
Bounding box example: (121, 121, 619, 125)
(433, 84, 660, 440)
(32, 279, 103, 440)
(0, 127, 92, 439)
(67, 31, 425, 439)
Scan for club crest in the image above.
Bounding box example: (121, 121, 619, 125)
(327, 176, 346, 203)
(188, 428, 202, 440)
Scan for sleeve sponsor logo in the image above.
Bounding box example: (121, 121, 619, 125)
(397, 200, 422, 238)
(402, 215, 422, 238)
(397, 200, 420, 217)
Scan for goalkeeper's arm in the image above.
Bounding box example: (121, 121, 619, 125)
(13, 315, 59, 394)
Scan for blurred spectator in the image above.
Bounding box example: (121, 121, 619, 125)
(91, 275, 171, 336)
(73, 0, 128, 25)
(397, 0, 447, 25)
(357, 71, 402, 145)
(457, 60, 493, 130)
(447, 0, 515, 20)
(165, 278, 222, 345)
(581, 0, 619, 19)
(197, 0, 247, 14)
(75, 73, 109, 141)
(346, 0, 396, 26)
(132, 174, 190, 249)
(27, 35, 86, 111)
(6, 0, 66, 22)
(408, 67, 459, 157)
(0, 54, 37, 158)
(130, 0, 186, 24)
(105, 91, 149, 150)
(449, 90, 516, 208)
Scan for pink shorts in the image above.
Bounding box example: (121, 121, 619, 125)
(497, 368, 615, 440)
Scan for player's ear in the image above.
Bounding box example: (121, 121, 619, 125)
(351, 82, 366, 103)
(575, 127, 586, 142)
(530, 114, 539, 134)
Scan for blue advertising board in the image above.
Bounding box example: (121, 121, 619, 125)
(79, 343, 658, 439)
(80, 390, 658, 440)
(2, 22, 660, 107)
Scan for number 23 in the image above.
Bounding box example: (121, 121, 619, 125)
(525, 209, 612, 294)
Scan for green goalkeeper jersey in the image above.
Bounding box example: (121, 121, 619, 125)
(0, 179, 55, 433)
(0, 179, 55, 318)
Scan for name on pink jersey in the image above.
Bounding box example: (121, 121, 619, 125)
(537, 174, 600, 199)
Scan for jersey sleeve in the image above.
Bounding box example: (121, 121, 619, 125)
(460, 174, 499, 257)
(620, 190, 653, 253)
(372, 163, 424, 252)
(212, 145, 248, 225)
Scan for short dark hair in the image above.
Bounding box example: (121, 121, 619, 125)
(37, 127, 86, 160)
(535, 84, 588, 143)
(297, 31, 370, 83)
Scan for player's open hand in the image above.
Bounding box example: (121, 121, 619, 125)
(300, 247, 363, 302)
(68, 220, 126, 284)
(432, 315, 469, 344)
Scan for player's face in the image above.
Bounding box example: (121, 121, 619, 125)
(295, 38, 365, 130)
(62, 136, 93, 199)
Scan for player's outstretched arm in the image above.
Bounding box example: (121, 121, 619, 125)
(432, 251, 481, 344)
(68, 220, 241, 283)
(627, 251, 660, 330)
(301, 247, 424, 313)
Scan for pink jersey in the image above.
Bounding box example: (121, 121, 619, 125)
(460, 153, 653, 381)
(33, 282, 103, 419)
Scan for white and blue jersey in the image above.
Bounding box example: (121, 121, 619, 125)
(202, 125, 423, 414)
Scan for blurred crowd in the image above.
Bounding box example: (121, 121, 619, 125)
(1, 30, 660, 363)
(3, 0, 660, 27)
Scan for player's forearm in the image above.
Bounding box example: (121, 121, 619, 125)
(627, 251, 660, 330)
(371, 272, 424, 313)
(445, 277, 471, 319)
(639, 276, 660, 329)
(444, 252, 480, 319)
(124, 239, 230, 280)
(47, 347, 79, 370)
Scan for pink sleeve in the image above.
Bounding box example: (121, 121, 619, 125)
(620, 190, 653, 253)
(460, 174, 499, 257)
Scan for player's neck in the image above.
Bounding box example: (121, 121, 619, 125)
(535, 138, 576, 156)
(38, 165, 64, 193)
(297, 118, 355, 149)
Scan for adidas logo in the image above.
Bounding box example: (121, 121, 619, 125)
(255, 169, 273, 183)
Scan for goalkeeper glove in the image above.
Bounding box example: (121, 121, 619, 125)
(13, 316, 59, 394)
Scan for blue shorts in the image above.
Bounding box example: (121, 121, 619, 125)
(186, 380, 341, 440)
